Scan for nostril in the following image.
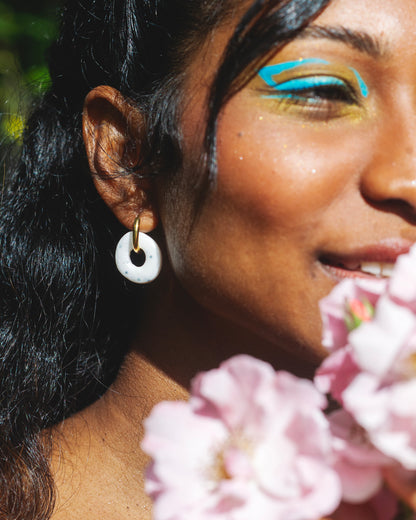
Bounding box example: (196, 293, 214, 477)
(365, 197, 416, 225)
(389, 198, 416, 224)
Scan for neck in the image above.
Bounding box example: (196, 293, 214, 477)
(50, 276, 316, 518)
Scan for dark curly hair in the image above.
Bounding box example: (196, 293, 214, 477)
(0, 0, 331, 517)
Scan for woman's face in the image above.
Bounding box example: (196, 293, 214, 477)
(159, 0, 416, 363)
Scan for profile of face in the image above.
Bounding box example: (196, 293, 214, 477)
(88, 0, 416, 368)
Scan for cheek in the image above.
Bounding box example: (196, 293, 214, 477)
(162, 92, 377, 358)
(215, 103, 371, 233)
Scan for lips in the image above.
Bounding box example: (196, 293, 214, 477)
(319, 241, 414, 280)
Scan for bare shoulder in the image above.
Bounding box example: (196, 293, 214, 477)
(49, 404, 152, 520)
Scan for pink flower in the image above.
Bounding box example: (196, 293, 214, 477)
(318, 244, 416, 470)
(328, 410, 393, 504)
(315, 346, 360, 402)
(343, 373, 416, 469)
(389, 245, 416, 312)
(319, 277, 386, 352)
(348, 295, 416, 381)
(142, 355, 342, 520)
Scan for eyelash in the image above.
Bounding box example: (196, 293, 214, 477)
(261, 75, 359, 114)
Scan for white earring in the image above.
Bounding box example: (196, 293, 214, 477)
(115, 217, 162, 284)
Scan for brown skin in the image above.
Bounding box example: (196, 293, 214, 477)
(51, 0, 416, 517)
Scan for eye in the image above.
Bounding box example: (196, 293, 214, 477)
(261, 75, 358, 106)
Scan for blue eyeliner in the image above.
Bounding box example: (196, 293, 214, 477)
(352, 69, 368, 98)
(262, 76, 346, 99)
(258, 58, 369, 98)
(258, 59, 329, 88)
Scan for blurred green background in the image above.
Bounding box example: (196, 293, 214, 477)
(0, 0, 59, 141)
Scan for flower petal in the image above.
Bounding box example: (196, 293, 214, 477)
(349, 296, 415, 378)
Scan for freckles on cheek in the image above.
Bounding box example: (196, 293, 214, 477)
(216, 108, 367, 228)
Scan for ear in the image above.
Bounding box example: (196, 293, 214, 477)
(83, 85, 157, 232)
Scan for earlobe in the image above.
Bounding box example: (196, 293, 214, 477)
(82, 85, 158, 232)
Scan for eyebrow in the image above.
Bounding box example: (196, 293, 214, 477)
(297, 25, 386, 59)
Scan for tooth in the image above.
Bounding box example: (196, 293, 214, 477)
(360, 262, 395, 278)
(360, 262, 382, 277)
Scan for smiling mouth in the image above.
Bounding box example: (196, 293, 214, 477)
(319, 240, 414, 280)
(320, 257, 395, 279)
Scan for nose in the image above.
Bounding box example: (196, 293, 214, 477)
(360, 116, 416, 218)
